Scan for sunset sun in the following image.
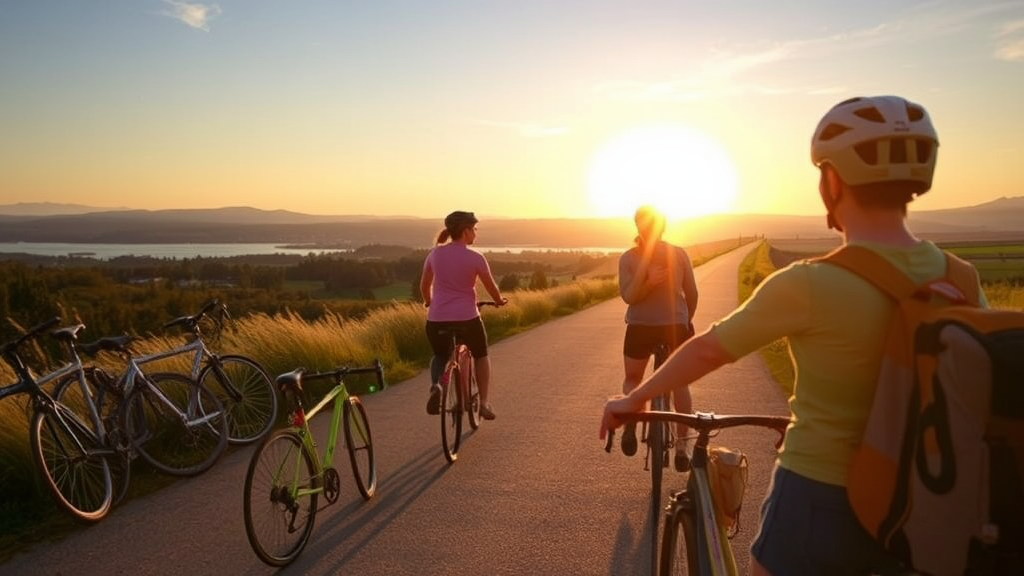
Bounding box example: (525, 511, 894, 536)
(586, 126, 738, 220)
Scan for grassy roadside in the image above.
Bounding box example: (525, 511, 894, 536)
(736, 241, 795, 398)
(0, 237, 756, 561)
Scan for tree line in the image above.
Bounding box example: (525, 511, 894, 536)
(0, 249, 614, 341)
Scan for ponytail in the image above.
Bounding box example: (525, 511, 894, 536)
(435, 228, 451, 245)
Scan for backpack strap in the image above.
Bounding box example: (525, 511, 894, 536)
(820, 245, 980, 306)
(943, 253, 981, 306)
(819, 245, 917, 301)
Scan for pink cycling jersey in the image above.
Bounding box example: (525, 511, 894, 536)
(424, 243, 492, 322)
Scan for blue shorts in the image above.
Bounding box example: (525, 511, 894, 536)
(750, 465, 906, 576)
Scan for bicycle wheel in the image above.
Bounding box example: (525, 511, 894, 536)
(244, 430, 319, 567)
(440, 365, 462, 463)
(29, 403, 113, 522)
(198, 354, 278, 445)
(659, 491, 698, 575)
(123, 372, 228, 476)
(343, 397, 376, 500)
(466, 360, 481, 430)
(52, 372, 131, 506)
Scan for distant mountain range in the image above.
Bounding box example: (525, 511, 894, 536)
(1, 197, 1022, 248)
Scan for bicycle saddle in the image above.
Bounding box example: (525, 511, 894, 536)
(50, 324, 86, 342)
(276, 369, 305, 394)
(78, 334, 134, 356)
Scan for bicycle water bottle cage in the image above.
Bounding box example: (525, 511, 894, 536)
(275, 369, 305, 394)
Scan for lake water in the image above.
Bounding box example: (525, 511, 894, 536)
(0, 242, 350, 260)
(0, 242, 618, 260)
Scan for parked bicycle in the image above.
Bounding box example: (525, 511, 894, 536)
(606, 410, 789, 575)
(243, 361, 385, 567)
(0, 318, 124, 521)
(162, 299, 277, 444)
(84, 331, 230, 477)
(439, 301, 498, 463)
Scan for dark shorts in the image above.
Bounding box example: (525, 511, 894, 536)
(622, 323, 693, 361)
(425, 317, 489, 360)
(751, 466, 906, 576)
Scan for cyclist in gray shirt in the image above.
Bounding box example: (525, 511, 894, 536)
(617, 205, 698, 471)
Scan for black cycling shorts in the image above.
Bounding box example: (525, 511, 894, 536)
(622, 323, 693, 361)
(425, 317, 489, 360)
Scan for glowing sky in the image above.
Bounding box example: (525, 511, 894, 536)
(1, 1, 1022, 220)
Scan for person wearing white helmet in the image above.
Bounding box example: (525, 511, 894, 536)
(421, 211, 507, 420)
(600, 95, 987, 574)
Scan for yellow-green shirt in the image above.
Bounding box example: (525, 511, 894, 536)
(711, 240, 986, 486)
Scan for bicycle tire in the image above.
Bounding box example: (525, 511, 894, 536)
(198, 354, 278, 445)
(243, 430, 319, 567)
(440, 365, 462, 463)
(123, 372, 228, 476)
(343, 397, 376, 500)
(52, 373, 132, 506)
(29, 402, 113, 522)
(660, 491, 698, 575)
(647, 403, 666, 572)
(466, 359, 481, 430)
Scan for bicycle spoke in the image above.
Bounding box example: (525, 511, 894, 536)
(30, 406, 112, 522)
(126, 373, 227, 476)
(244, 431, 318, 567)
(200, 355, 277, 445)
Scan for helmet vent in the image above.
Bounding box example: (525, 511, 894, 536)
(818, 123, 850, 142)
(890, 138, 908, 163)
(906, 104, 925, 122)
(854, 142, 878, 165)
(854, 106, 886, 123)
(916, 140, 933, 163)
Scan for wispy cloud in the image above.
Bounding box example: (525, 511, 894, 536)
(995, 19, 1024, 62)
(162, 0, 222, 32)
(473, 119, 569, 138)
(596, 2, 1024, 101)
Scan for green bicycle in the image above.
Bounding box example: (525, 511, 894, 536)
(243, 361, 385, 567)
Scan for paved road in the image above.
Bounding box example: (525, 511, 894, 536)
(2, 241, 788, 575)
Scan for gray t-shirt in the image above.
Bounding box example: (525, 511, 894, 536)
(618, 241, 693, 326)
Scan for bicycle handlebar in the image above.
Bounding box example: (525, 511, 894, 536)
(163, 298, 229, 332)
(1, 316, 61, 356)
(603, 410, 790, 453)
(275, 359, 387, 395)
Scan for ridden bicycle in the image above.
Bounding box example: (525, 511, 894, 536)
(243, 361, 386, 567)
(0, 318, 126, 521)
(438, 301, 498, 463)
(640, 342, 674, 570)
(161, 299, 277, 444)
(607, 410, 789, 575)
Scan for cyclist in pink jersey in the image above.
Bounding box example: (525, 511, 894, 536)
(420, 211, 507, 419)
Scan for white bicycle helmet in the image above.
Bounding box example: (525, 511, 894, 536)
(811, 95, 939, 193)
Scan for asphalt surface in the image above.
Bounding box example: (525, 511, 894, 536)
(2, 240, 789, 576)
